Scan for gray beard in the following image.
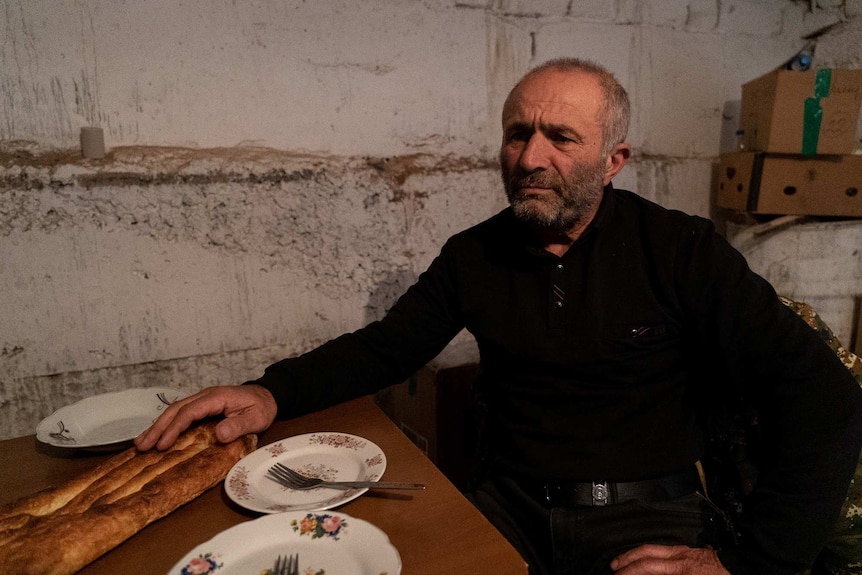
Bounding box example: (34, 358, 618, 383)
(502, 159, 606, 233)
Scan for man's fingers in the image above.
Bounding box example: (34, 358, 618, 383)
(610, 545, 728, 575)
(133, 401, 182, 451)
(134, 387, 232, 451)
(215, 385, 278, 441)
(611, 544, 678, 570)
(214, 417, 247, 443)
(133, 385, 277, 451)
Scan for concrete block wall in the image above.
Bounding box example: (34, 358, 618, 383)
(726, 218, 862, 342)
(1, 0, 859, 439)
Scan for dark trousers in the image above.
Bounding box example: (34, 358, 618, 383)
(467, 474, 720, 575)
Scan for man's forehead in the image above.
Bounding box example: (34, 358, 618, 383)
(503, 70, 604, 122)
(502, 92, 603, 128)
(505, 97, 585, 115)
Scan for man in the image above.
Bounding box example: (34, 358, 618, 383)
(136, 58, 862, 575)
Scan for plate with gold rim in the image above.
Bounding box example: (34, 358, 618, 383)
(224, 432, 387, 513)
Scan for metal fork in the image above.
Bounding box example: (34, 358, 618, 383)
(268, 462, 425, 490)
(272, 553, 299, 575)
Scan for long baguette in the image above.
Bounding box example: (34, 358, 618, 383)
(0, 449, 137, 521)
(0, 424, 207, 521)
(0, 424, 211, 546)
(56, 429, 212, 515)
(0, 423, 256, 575)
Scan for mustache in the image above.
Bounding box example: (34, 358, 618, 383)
(508, 171, 562, 190)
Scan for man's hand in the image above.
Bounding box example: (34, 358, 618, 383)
(610, 544, 730, 575)
(134, 384, 278, 451)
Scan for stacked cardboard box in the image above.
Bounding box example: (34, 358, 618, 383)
(716, 68, 862, 217)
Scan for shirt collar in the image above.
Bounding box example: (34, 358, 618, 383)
(587, 182, 615, 232)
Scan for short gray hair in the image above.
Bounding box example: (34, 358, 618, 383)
(515, 58, 630, 157)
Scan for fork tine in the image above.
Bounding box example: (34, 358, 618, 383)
(274, 463, 308, 482)
(267, 470, 300, 489)
(272, 554, 283, 575)
(268, 465, 294, 481)
(267, 466, 314, 490)
(269, 466, 306, 486)
(271, 464, 318, 488)
(290, 553, 299, 575)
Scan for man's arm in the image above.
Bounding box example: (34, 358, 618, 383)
(677, 220, 862, 574)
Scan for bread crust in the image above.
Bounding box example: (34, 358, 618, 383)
(0, 423, 257, 575)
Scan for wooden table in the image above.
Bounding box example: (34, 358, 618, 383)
(0, 395, 528, 574)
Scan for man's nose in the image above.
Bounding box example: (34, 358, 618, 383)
(519, 134, 551, 172)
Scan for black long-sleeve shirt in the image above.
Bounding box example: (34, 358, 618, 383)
(251, 186, 862, 574)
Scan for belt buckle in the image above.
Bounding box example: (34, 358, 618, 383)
(592, 481, 610, 506)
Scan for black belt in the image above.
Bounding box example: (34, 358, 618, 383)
(521, 469, 699, 507)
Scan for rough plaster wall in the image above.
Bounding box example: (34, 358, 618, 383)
(726, 219, 862, 342)
(1, 0, 858, 439)
(0, 145, 504, 437)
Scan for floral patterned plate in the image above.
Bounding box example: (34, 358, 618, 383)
(167, 510, 401, 575)
(35, 387, 187, 449)
(225, 432, 387, 513)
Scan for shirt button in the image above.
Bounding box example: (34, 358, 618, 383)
(555, 263, 564, 272)
(553, 300, 563, 309)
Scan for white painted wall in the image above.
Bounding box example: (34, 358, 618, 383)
(1, 0, 860, 439)
(4, 1, 829, 160)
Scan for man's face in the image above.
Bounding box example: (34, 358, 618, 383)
(500, 69, 611, 233)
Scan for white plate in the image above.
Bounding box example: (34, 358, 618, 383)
(35, 387, 187, 449)
(225, 432, 387, 513)
(167, 510, 401, 575)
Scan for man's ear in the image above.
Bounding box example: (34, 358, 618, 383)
(603, 143, 632, 185)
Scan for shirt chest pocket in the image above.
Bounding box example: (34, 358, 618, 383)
(600, 322, 681, 377)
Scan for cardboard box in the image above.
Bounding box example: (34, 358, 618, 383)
(374, 361, 481, 491)
(716, 151, 862, 216)
(740, 68, 862, 155)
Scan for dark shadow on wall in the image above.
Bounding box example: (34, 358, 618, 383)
(362, 266, 418, 325)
